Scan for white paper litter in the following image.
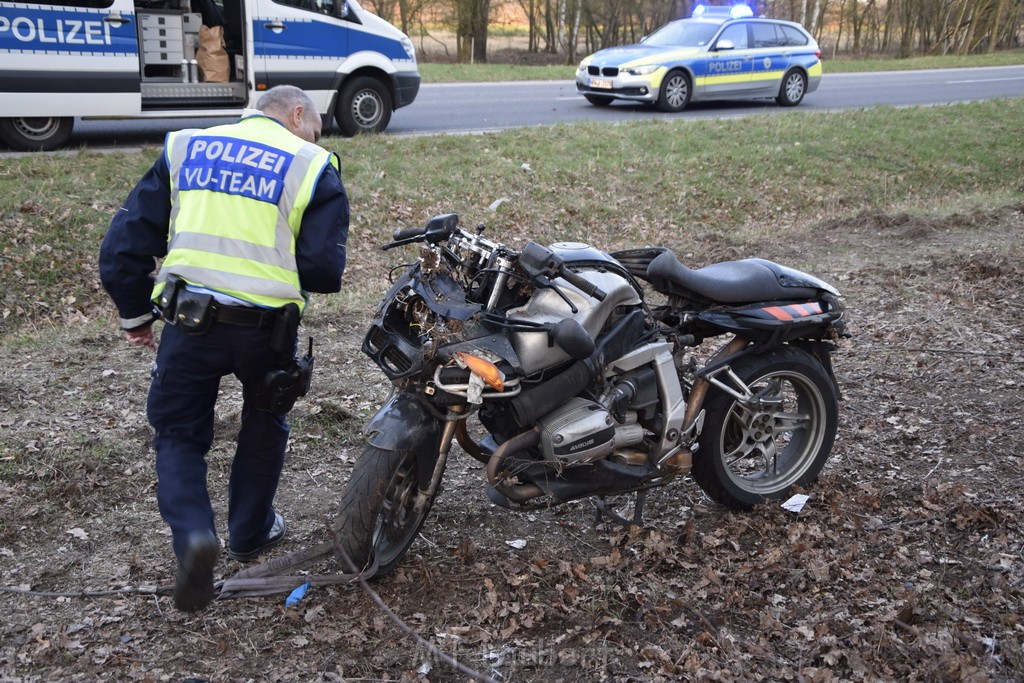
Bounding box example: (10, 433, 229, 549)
(781, 494, 809, 513)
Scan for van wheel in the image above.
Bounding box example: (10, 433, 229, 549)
(335, 77, 392, 136)
(0, 117, 74, 151)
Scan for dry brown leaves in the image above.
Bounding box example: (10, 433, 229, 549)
(1, 205, 1023, 681)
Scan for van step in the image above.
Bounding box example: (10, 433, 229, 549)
(141, 81, 245, 100)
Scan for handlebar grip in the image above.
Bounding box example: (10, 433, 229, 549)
(561, 268, 607, 302)
(392, 226, 426, 241)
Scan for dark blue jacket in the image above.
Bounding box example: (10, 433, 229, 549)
(100, 137, 349, 328)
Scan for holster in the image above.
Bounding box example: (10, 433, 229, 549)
(249, 304, 315, 414)
(156, 275, 215, 335)
(175, 290, 215, 335)
(156, 275, 185, 321)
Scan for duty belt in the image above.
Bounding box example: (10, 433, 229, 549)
(213, 304, 277, 329)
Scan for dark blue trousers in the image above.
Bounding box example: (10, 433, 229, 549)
(148, 321, 290, 562)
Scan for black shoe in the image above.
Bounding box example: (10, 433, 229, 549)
(228, 512, 287, 562)
(173, 532, 219, 613)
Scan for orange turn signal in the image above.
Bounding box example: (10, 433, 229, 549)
(456, 352, 505, 392)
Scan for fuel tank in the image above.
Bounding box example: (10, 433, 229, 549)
(507, 243, 642, 375)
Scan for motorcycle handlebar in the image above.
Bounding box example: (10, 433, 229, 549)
(392, 226, 427, 241)
(560, 266, 607, 302)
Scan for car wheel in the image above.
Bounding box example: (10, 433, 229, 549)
(335, 76, 392, 136)
(656, 70, 691, 113)
(0, 116, 73, 151)
(584, 94, 614, 107)
(776, 69, 807, 107)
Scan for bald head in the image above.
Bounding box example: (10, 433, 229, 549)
(256, 85, 323, 144)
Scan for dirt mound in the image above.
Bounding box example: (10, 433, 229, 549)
(817, 203, 1024, 245)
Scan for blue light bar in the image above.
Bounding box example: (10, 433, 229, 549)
(692, 3, 753, 18)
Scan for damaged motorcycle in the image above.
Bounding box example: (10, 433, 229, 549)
(335, 214, 847, 576)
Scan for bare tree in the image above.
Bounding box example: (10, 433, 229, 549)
(434, 0, 1023, 64)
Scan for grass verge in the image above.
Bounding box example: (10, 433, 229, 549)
(1, 98, 1022, 334)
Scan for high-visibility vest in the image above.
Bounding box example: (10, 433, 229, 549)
(154, 115, 338, 312)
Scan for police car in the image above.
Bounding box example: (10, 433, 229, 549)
(0, 0, 419, 150)
(575, 4, 821, 112)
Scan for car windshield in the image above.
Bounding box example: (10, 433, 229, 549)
(643, 20, 722, 47)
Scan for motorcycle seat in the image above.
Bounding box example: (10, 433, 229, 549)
(647, 251, 832, 304)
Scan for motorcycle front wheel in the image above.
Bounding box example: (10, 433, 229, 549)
(335, 445, 439, 577)
(693, 346, 838, 510)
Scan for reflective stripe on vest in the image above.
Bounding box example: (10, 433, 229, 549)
(155, 116, 335, 311)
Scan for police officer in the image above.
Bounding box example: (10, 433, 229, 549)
(99, 85, 348, 612)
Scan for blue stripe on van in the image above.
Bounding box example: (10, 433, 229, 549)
(252, 19, 406, 60)
(0, 6, 137, 55)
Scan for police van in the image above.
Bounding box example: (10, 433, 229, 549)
(0, 0, 419, 150)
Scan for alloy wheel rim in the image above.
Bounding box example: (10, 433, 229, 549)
(371, 456, 421, 565)
(719, 371, 826, 495)
(666, 77, 688, 108)
(786, 75, 804, 102)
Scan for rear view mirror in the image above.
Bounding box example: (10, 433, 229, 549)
(551, 319, 595, 360)
(425, 213, 459, 241)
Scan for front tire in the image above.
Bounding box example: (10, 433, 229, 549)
(693, 346, 838, 509)
(335, 76, 392, 136)
(656, 70, 691, 113)
(776, 69, 807, 107)
(0, 117, 73, 151)
(335, 445, 439, 576)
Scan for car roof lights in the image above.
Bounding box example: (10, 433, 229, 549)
(692, 3, 753, 18)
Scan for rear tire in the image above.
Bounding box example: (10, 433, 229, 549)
(776, 69, 807, 107)
(0, 117, 73, 151)
(693, 346, 838, 509)
(335, 444, 439, 576)
(335, 76, 392, 136)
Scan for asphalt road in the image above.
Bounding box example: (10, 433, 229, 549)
(28, 64, 1024, 149)
(386, 64, 1024, 135)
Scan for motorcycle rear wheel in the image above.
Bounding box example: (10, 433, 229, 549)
(693, 346, 838, 510)
(335, 445, 438, 577)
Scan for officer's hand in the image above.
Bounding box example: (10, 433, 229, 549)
(125, 325, 156, 350)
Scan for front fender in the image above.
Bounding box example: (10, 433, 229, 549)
(364, 389, 440, 454)
(364, 391, 444, 487)
(364, 391, 441, 450)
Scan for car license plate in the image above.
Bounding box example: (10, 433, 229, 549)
(589, 78, 613, 89)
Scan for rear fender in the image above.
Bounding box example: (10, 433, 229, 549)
(697, 299, 840, 344)
(364, 391, 444, 488)
(790, 339, 841, 399)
